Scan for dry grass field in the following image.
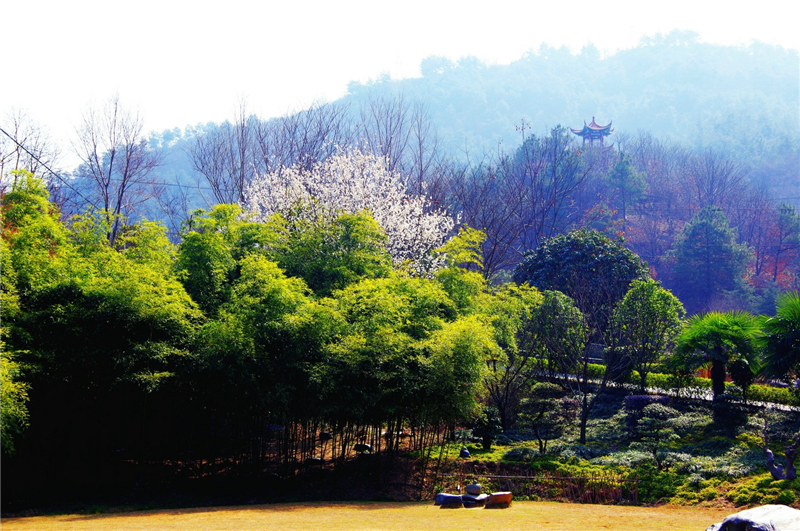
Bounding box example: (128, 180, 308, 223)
(2, 501, 732, 531)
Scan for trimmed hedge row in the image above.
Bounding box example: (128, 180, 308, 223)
(585, 364, 799, 407)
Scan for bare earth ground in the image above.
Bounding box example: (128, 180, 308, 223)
(1, 501, 732, 531)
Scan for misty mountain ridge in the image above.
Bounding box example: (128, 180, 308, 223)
(343, 31, 797, 161)
(141, 31, 797, 216)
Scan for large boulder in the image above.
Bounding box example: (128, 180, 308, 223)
(484, 491, 513, 509)
(436, 493, 463, 509)
(705, 505, 800, 531)
(465, 483, 482, 495)
(462, 493, 489, 508)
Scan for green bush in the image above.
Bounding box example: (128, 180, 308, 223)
(724, 475, 800, 506)
(637, 370, 799, 406)
(587, 363, 605, 379)
(644, 372, 712, 400)
(673, 490, 699, 504)
(776, 490, 798, 505)
(635, 463, 682, 503)
(699, 486, 719, 500)
(745, 384, 799, 406)
(503, 447, 539, 461)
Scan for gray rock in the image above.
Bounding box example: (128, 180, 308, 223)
(438, 493, 463, 509)
(461, 493, 489, 508)
(434, 493, 455, 506)
(465, 483, 482, 495)
(705, 505, 800, 531)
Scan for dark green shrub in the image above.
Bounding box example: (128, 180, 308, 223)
(503, 447, 538, 462)
(777, 490, 797, 505)
(630, 403, 680, 469)
(712, 394, 749, 437)
(623, 395, 671, 433)
(473, 406, 503, 450)
(746, 384, 800, 406)
(636, 463, 681, 503)
(640, 370, 798, 406)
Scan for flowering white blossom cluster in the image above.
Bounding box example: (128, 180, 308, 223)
(243, 148, 456, 271)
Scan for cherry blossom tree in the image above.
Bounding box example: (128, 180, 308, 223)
(243, 147, 456, 272)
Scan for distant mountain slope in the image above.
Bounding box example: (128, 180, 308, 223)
(148, 32, 798, 219)
(342, 31, 798, 182)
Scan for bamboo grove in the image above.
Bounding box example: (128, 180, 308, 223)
(0, 170, 513, 499)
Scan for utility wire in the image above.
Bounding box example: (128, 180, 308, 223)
(0, 125, 98, 208)
(4, 125, 798, 211)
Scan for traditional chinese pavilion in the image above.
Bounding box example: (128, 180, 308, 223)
(570, 116, 613, 146)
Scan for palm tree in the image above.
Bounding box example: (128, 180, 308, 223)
(672, 311, 761, 400)
(759, 291, 800, 380)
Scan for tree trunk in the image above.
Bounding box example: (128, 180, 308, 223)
(579, 394, 589, 445)
(497, 402, 509, 432)
(710, 359, 727, 400)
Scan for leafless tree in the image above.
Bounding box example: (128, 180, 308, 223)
(1, 109, 61, 177)
(72, 96, 164, 244)
(617, 132, 693, 264)
(0, 109, 62, 195)
(253, 100, 352, 176)
(191, 100, 356, 207)
(444, 154, 526, 278)
(728, 185, 773, 279)
(689, 148, 749, 211)
(399, 101, 443, 195)
(439, 124, 595, 278)
(355, 92, 413, 174)
(189, 100, 255, 204)
(514, 125, 593, 252)
(155, 179, 199, 242)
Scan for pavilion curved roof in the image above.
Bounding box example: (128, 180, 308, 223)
(570, 116, 613, 136)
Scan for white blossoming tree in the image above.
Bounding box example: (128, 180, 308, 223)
(243, 148, 456, 272)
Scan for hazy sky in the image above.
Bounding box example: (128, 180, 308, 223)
(3, 0, 799, 169)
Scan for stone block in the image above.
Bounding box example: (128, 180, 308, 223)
(484, 491, 513, 509)
(465, 483, 482, 495)
(461, 493, 489, 508)
(705, 504, 800, 531)
(437, 493, 463, 509)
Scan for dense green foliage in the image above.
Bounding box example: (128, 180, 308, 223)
(669, 206, 752, 314)
(614, 279, 685, 392)
(671, 311, 761, 400)
(759, 290, 800, 379)
(0, 173, 505, 504)
(2, 171, 799, 511)
(0, 348, 28, 455)
(513, 228, 649, 337)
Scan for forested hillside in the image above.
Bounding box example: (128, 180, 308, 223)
(27, 31, 792, 222)
(342, 31, 798, 199)
(3, 35, 798, 315)
(2, 169, 799, 512)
